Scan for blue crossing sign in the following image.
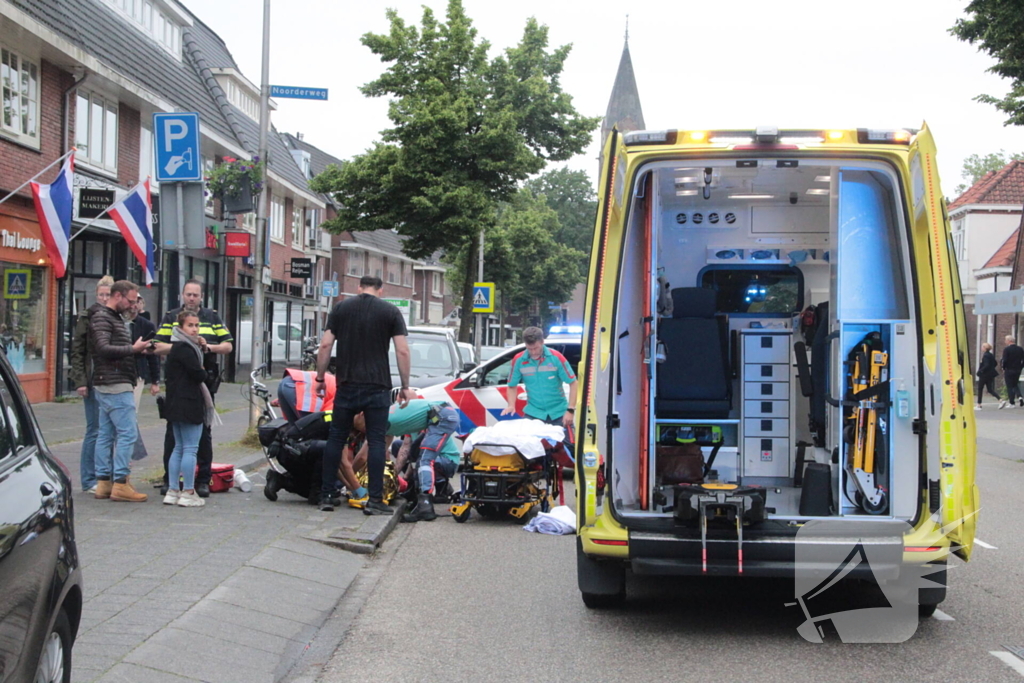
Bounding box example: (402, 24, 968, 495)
(153, 112, 202, 182)
(472, 282, 495, 313)
(321, 280, 339, 298)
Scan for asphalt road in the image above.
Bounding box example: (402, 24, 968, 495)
(319, 449, 1024, 683)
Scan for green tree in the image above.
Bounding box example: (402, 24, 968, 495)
(951, 1, 1024, 126)
(524, 167, 597, 259)
(309, 0, 599, 342)
(954, 150, 1024, 195)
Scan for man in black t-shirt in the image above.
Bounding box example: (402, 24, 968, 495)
(314, 275, 415, 513)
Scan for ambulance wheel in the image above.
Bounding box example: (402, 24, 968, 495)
(577, 538, 625, 609)
(453, 507, 471, 523)
(918, 561, 947, 618)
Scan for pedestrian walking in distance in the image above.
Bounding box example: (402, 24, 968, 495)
(976, 342, 1000, 410)
(162, 311, 216, 508)
(314, 275, 416, 514)
(999, 335, 1024, 409)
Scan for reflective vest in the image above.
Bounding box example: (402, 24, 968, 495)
(285, 369, 335, 414)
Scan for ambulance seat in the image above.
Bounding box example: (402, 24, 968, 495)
(656, 287, 732, 418)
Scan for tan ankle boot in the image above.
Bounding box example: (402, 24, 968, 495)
(95, 480, 113, 499)
(111, 479, 148, 502)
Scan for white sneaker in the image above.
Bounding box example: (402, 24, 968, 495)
(974, 404, 982, 410)
(84, 485, 97, 494)
(162, 490, 180, 505)
(999, 400, 1008, 410)
(177, 490, 205, 508)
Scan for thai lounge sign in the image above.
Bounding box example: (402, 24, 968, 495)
(0, 229, 42, 253)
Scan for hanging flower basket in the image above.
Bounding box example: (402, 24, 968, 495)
(205, 156, 265, 215)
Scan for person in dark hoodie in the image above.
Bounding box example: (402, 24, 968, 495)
(69, 275, 113, 493)
(1000, 335, 1024, 409)
(162, 311, 216, 508)
(976, 342, 1000, 409)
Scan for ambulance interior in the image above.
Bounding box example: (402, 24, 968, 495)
(610, 158, 921, 522)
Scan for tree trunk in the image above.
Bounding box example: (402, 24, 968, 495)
(458, 232, 480, 343)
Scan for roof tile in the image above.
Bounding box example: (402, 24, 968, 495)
(982, 228, 1019, 269)
(949, 159, 1024, 210)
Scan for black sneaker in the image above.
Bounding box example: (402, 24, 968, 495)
(319, 495, 335, 512)
(363, 500, 391, 516)
(195, 482, 210, 498)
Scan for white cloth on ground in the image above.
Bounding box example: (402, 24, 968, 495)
(462, 418, 566, 460)
(523, 505, 576, 535)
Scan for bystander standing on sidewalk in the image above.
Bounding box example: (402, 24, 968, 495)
(162, 311, 213, 508)
(69, 275, 113, 494)
(999, 335, 1024, 409)
(127, 297, 160, 461)
(91, 280, 151, 502)
(977, 342, 1000, 410)
(314, 275, 415, 514)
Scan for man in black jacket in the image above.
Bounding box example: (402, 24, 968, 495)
(90, 280, 150, 502)
(153, 279, 234, 497)
(1001, 335, 1024, 409)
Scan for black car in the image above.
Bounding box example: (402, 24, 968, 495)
(0, 351, 82, 682)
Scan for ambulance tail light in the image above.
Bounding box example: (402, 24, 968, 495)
(623, 129, 679, 146)
(857, 128, 913, 145)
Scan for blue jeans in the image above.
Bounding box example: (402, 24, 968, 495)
(169, 422, 204, 491)
(418, 405, 460, 494)
(323, 383, 390, 501)
(80, 388, 100, 490)
(94, 390, 138, 482)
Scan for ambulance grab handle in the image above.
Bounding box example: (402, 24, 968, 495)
(824, 331, 841, 407)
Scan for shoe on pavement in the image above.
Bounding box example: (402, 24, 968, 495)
(159, 483, 169, 496)
(163, 490, 180, 505)
(999, 400, 1008, 410)
(363, 500, 391, 516)
(319, 495, 335, 512)
(402, 493, 437, 523)
(83, 485, 98, 494)
(264, 470, 281, 502)
(94, 479, 113, 499)
(974, 404, 982, 410)
(111, 480, 148, 502)
(1019, 399, 1023, 408)
(195, 482, 210, 498)
(177, 491, 205, 508)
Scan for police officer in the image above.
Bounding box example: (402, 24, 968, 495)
(154, 279, 234, 497)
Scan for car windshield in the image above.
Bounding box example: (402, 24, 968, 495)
(389, 336, 454, 376)
(480, 346, 505, 361)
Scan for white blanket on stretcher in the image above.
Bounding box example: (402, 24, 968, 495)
(462, 419, 565, 460)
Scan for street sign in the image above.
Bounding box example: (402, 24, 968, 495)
(974, 288, 1024, 315)
(224, 232, 251, 257)
(383, 298, 411, 323)
(290, 258, 312, 279)
(472, 282, 495, 313)
(270, 85, 328, 100)
(321, 280, 339, 298)
(153, 112, 202, 182)
(157, 183, 207, 249)
(3, 269, 30, 299)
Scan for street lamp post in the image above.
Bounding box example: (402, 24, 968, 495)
(250, 0, 271, 428)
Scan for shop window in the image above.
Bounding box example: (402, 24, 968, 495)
(0, 264, 49, 375)
(1, 46, 39, 147)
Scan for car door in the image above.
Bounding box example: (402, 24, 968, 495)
(0, 364, 63, 681)
(431, 347, 528, 433)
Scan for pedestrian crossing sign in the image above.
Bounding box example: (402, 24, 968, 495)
(472, 282, 495, 313)
(3, 269, 30, 300)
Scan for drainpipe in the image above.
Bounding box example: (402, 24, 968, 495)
(55, 69, 89, 397)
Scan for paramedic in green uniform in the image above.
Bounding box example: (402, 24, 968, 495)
(501, 326, 578, 430)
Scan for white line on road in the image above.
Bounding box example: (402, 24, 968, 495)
(991, 652, 1024, 677)
(932, 609, 954, 621)
(975, 539, 998, 550)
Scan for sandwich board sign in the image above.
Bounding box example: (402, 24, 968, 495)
(472, 282, 494, 313)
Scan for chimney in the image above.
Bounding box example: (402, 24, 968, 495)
(296, 132, 304, 141)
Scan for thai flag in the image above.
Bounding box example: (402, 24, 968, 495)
(108, 180, 156, 285)
(30, 154, 75, 279)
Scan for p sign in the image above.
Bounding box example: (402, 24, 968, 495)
(153, 112, 202, 182)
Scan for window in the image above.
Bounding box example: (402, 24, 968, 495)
(0, 263, 49, 375)
(306, 209, 321, 249)
(76, 91, 118, 172)
(221, 78, 259, 121)
(369, 254, 382, 278)
(402, 262, 412, 287)
(347, 250, 363, 276)
(482, 357, 514, 386)
(431, 271, 442, 296)
(270, 196, 285, 242)
(1, 47, 39, 146)
(242, 210, 256, 233)
(698, 266, 803, 316)
(292, 205, 303, 248)
(139, 125, 157, 184)
(105, 0, 180, 56)
(203, 157, 214, 214)
(387, 259, 399, 284)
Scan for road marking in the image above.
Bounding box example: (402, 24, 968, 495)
(975, 539, 998, 550)
(932, 609, 954, 621)
(991, 652, 1024, 677)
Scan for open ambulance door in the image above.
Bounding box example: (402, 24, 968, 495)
(908, 123, 978, 560)
(578, 128, 628, 530)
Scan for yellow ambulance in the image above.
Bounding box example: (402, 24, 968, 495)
(575, 125, 977, 616)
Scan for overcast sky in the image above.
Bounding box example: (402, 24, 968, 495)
(187, 0, 1024, 198)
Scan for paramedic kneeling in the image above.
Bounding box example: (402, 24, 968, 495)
(501, 326, 578, 437)
(395, 400, 461, 522)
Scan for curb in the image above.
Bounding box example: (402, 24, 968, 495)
(306, 501, 408, 555)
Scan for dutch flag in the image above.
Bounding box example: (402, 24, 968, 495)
(108, 179, 156, 285)
(30, 153, 75, 279)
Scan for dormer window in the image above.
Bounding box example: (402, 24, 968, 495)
(103, 0, 189, 58)
(211, 69, 266, 122)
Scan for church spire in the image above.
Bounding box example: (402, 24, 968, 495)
(601, 22, 645, 149)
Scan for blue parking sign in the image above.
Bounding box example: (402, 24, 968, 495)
(153, 112, 202, 182)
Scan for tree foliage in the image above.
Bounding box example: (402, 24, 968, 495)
(309, 0, 599, 341)
(954, 149, 1024, 195)
(951, 1, 1024, 126)
(524, 167, 597, 260)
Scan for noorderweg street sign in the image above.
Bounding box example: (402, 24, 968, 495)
(472, 282, 495, 313)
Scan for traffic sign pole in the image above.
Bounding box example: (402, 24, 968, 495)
(250, 0, 271, 429)
(476, 229, 484, 362)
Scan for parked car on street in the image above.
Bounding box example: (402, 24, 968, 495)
(237, 321, 305, 364)
(0, 347, 82, 682)
(393, 326, 475, 391)
(418, 332, 582, 434)
(456, 342, 478, 368)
